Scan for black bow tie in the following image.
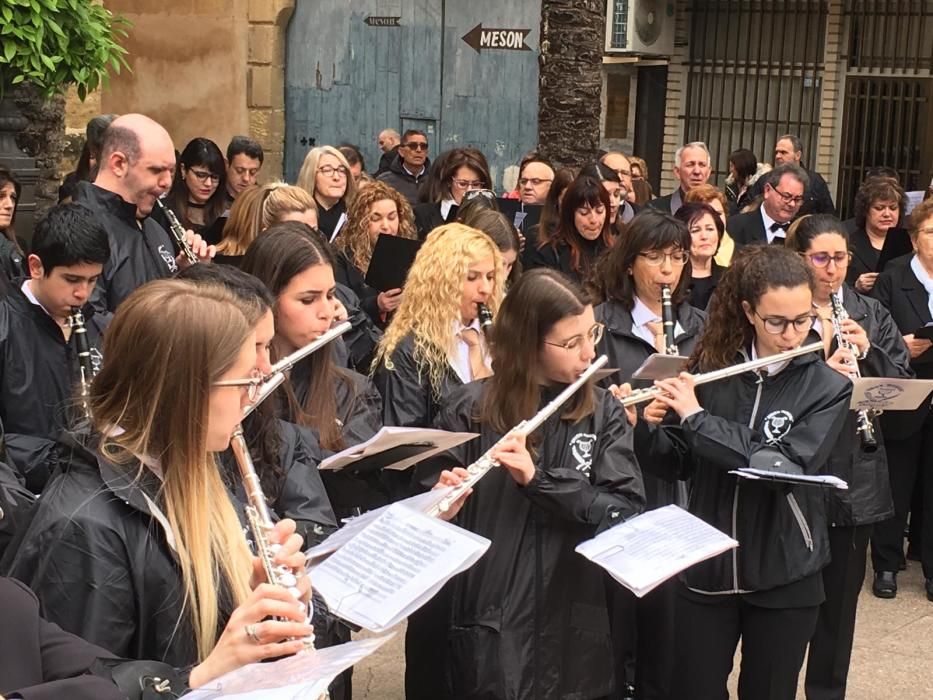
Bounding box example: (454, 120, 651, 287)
(770, 222, 789, 234)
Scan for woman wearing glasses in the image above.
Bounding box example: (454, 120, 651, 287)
(415, 268, 645, 700)
(5, 279, 314, 684)
(297, 146, 358, 241)
(782, 215, 911, 699)
(162, 137, 228, 239)
(413, 148, 491, 238)
(590, 208, 706, 700)
(639, 245, 852, 700)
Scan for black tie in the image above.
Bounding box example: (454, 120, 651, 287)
(770, 222, 789, 234)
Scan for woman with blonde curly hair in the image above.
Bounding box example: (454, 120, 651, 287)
(214, 182, 319, 267)
(335, 181, 417, 327)
(297, 146, 358, 241)
(372, 223, 503, 429)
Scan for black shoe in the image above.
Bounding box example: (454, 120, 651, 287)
(926, 578, 933, 602)
(873, 571, 897, 599)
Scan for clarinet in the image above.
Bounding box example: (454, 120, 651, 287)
(661, 284, 678, 355)
(68, 307, 96, 420)
(426, 355, 609, 517)
(477, 303, 494, 332)
(829, 295, 879, 453)
(154, 198, 199, 264)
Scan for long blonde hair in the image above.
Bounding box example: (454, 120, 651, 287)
(216, 182, 318, 256)
(296, 146, 357, 206)
(372, 223, 504, 396)
(337, 181, 417, 272)
(89, 279, 254, 660)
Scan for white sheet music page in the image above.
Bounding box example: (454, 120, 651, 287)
(308, 501, 489, 631)
(318, 426, 478, 472)
(575, 505, 738, 598)
(184, 633, 394, 699)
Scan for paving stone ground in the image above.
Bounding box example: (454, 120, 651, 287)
(352, 559, 933, 699)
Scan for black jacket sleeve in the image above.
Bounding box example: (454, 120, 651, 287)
(859, 297, 914, 380)
(275, 421, 338, 545)
(520, 394, 646, 527)
(4, 434, 58, 495)
(373, 341, 434, 428)
(334, 283, 382, 373)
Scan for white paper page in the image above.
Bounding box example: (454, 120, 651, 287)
(304, 487, 455, 564)
(849, 377, 933, 411)
(309, 503, 489, 631)
(184, 634, 394, 699)
(905, 191, 925, 216)
(630, 353, 691, 381)
(730, 468, 848, 490)
(318, 426, 477, 472)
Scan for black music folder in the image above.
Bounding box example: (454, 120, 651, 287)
(876, 228, 913, 272)
(364, 234, 423, 291)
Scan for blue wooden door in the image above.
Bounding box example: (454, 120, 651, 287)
(285, 0, 541, 192)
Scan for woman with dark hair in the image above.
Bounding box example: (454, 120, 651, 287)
(457, 206, 522, 286)
(847, 176, 908, 294)
(580, 162, 627, 230)
(416, 268, 645, 699)
(413, 148, 492, 238)
(524, 174, 615, 285)
(725, 148, 769, 211)
(59, 114, 117, 203)
(240, 222, 384, 518)
(675, 201, 726, 309)
(590, 208, 705, 700)
(640, 245, 852, 699)
(0, 165, 24, 285)
(782, 214, 911, 699)
(163, 137, 228, 239)
(523, 166, 575, 255)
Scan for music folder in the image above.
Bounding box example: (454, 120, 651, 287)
(318, 426, 478, 474)
(364, 234, 423, 291)
(876, 228, 913, 272)
(630, 353, 691, 381)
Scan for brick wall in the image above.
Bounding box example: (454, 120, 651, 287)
(659, 0, 691, 195)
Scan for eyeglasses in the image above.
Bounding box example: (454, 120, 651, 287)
(213, 368, 265, 402)
(318, 165, 349, 178)
(917, 227, 933, 237)
(770, 186, 805, 206)
(403, 142, 429, 151)
(189, 169, 221, 184)
(754, 312, 816, 335)
(519, 177, 553, 187)
(638, 250, 690, 266)
(451, 178, 485, 189)
(805, 252, 851, 268)
(544, 323, 605, 351)
(613, 169, 632, 179)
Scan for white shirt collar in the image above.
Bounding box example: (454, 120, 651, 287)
(631, 296, 659, 329)
(450, 318, 486, 383)
(750, 340, 791, 376)
(21, 279, 56, 319)
(403, 163, 426, 178)
(440, 198, 457, 221)
(759, 207, 786, 244)
(811, 287, 844, 338)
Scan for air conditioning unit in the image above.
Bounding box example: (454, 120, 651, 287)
(605, 0, 676, 56)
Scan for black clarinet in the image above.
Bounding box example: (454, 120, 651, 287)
(829, 295, 878, 452)
(661, 284, 678, 355)
(478, 303, 494, 332)
(69, 307, 95, 419)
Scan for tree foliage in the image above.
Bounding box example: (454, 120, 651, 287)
(0, 0, 130, 99)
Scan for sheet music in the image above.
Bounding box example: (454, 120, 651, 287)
(309, 502, 489, 631)
(184, 634, 394, 699)
(575, 505, 738, 598)
(318, 426, 478, 472)
(849, 377, 933, 411)
(730, 468, 848, 490)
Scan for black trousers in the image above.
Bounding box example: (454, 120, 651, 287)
(870, 410, 933, 577)
(608, 577, 675, 700)
(804, 523, 872, 700)
(671, 590, 819, 700)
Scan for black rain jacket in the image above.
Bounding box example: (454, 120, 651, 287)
(74, 182, 178, 314)
(417, 381, 646, 700)
(0, 286, 107, 492)
(641, 350, 852, 598)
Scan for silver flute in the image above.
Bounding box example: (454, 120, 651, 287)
(617, 341, 824, 407)
(265, 321, 352, 379)
(661, 284, 678, 355)
(68, 307, 96, 419)
(154, 198, 199, 264)
(426, 355, 609, 518)
(829, 295, 878, 452)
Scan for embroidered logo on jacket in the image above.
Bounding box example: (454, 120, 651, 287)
(158, 244, 179, 273)
(569, 433, 597, 476)
(762, 410, 794, 444)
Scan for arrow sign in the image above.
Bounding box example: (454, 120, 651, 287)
(461, 23, 532, 54)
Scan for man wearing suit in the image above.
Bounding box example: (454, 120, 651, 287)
(728, 163, 809, 247)
(647, 141, 712, 215)
(747, 134, 836, 216)
(869, 198, 933, 601)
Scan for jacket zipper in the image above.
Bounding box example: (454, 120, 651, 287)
(786, 492, 815, 551)
(733, 373, 766, 590)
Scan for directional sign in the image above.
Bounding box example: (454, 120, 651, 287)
(461, 23, 532, 54)
(365, 16, 401, 27)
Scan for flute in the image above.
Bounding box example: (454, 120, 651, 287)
(265, 321, 352, 379)
(426, 355, 609, 517)
(617, 341, 824, 407)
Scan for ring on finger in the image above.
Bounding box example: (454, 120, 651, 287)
(245, 623, 261, 644)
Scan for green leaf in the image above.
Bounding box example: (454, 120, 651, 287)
(11, 74, 24, 84)
(2, 39, 14, 62)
